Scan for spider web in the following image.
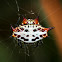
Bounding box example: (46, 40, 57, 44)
(0, 0, 61, 62)
(0, 0, 41, 62)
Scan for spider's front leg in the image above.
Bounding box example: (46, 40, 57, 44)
(18, 39, 22, 48)
(35, 40, 43, 47)
(38, 40, 43, 45)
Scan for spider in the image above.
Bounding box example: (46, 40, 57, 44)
(11, 17, 54, 48)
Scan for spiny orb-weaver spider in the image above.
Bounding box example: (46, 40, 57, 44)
(11, 17, 54, 48)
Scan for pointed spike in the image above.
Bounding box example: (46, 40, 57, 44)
(44, 27, 54, 31)
(48, 27, 55, 31)
(35, 16, 39, 20)
(9, 35, 12, 38)
(11, 25, 15, 31)
(34, 17, 39, 24)
(22, 17, 27, 24)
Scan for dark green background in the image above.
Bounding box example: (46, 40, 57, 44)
(0, 0, 60, 62)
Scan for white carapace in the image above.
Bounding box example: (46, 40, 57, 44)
(11, 17, 54, 44)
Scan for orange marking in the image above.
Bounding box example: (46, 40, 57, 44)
(12, 35, 16, 37)
(34, 18, 39, 24)
(22, 18, 27, 24)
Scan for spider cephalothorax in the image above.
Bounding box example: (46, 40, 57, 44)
(11, 17, 54, 47)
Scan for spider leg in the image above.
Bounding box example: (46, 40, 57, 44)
(15, 17, 20, 27)
(10, 24, 13, 31)
(36, 41, 39, 47)
(24, 43, 30, 56)
(38, 40, 43, 45)
(34, 41, 39, 47)
(34, 40, 43, 47)
(18, 39, 22, 48)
